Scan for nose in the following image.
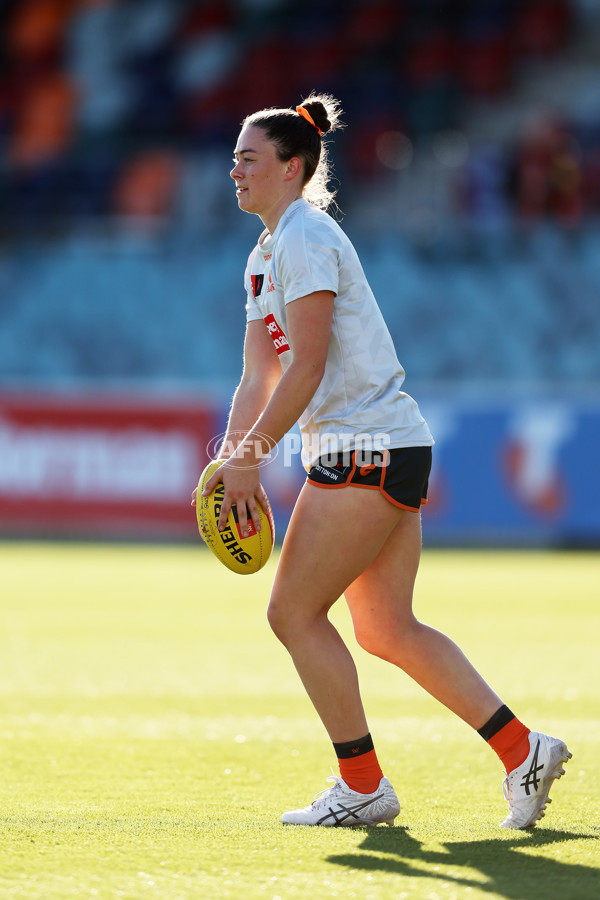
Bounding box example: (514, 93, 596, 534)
(231, 160, 242, 179)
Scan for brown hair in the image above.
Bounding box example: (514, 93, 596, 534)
(242, 92, 344, 211)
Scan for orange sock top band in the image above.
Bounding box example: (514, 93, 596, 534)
(338, 748, 383, 795)
(488, 718, 531, 773)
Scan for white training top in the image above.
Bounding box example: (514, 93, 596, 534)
(244, 198, 433, 471)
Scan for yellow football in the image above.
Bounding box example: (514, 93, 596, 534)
(196, 460, 275, 574)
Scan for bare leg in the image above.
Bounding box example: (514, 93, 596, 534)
(268, 484, 502, 743)
(267, 484, 403, 742)
(344, 509, 502, 729)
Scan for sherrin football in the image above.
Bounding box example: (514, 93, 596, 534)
(196, 460, 275, 575)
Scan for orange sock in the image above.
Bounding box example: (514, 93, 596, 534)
(333, 734, 384, 794)
(487, 718, 531, 773)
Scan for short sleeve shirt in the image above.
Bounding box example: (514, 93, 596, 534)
(244, 199, 433, 470)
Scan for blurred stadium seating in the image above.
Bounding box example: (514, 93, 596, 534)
(0, 0, 599, 387)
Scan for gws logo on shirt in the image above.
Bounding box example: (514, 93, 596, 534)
(264, 313, 290, 355)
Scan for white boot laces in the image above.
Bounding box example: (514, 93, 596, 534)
(311, 771, 342, 808)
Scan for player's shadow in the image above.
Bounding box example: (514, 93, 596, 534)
(327, 826, 598, 900)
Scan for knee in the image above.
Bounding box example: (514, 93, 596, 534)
(354, 617, 419, 666)
(267, 589, 329, 647)
(354, 627, 396, 662)
(266, 596, 287, 642)
(266, 591, 300, 646)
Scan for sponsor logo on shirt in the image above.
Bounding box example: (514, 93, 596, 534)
(264, 313, 290, 355)
(251, 274, 264, 298)
(266, 273, 275, 293)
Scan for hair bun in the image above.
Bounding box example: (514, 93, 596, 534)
(302, 101, 331, 135)
(298, 93, 343, 136)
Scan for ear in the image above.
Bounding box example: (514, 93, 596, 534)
(283, 156, 303, 181)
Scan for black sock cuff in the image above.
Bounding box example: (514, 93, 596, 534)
(333, 733, 374, 759)
(477, 705, 515, 742)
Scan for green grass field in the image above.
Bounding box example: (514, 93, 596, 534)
(0, 542, 598, 899)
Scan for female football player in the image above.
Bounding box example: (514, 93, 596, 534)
(195, 93, 570, 829)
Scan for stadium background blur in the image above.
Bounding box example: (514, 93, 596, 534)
(1, 0, 599, 546)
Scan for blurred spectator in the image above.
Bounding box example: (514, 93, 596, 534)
(0, 0, 596, 237)
(507, 116, 584, 227)
(112, 148, 182, 233)
(513, 0, 572, 57)
(6, 0, 69, 68)
(8, 74, 77, 169)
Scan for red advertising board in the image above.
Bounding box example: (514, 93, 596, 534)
(0, 392, 219, 539)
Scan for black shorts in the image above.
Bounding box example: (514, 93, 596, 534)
(306, 446, 432, 512)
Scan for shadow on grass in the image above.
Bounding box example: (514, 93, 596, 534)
(327, 826, 599, 900)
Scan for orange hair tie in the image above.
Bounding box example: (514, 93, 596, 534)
(296, 105, 322, 136)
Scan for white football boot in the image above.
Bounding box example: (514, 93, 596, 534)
(500, 731, 572, 829)
(281, 774, 400, 827)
